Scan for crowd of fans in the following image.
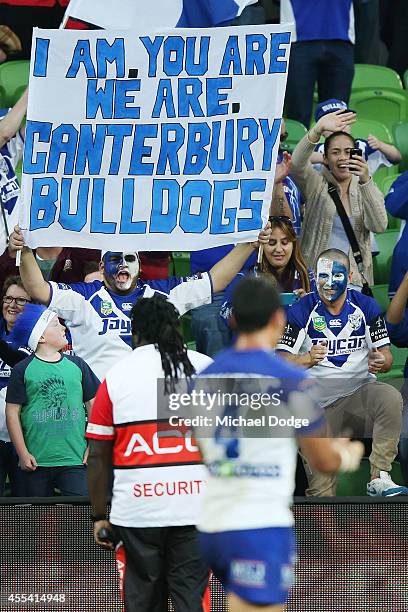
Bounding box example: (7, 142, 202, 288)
(0, 0, 408, 502)
(1, 4, 408, 612)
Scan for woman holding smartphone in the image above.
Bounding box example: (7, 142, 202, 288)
(258, 215, 313, 299)
(220, 216, 315, 329)
(291, 110, 387, 289)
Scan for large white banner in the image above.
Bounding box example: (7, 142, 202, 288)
(21, 25, 292, 251)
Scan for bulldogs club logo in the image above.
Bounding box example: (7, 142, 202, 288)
(348, 313, 362, 330)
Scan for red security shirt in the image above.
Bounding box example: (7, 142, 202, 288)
(87, 344, 212, 527)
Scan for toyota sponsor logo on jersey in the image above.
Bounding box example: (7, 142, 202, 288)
(329, 318, 342, 328)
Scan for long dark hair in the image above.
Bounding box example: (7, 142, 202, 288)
(323, 131, 355, 156)
(131, 296, 195, 394)
(260, 218, 310, 293)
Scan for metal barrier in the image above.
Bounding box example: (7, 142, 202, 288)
(1, 497, 408, 611)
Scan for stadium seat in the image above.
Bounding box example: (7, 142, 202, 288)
(0, 60, 30, 107)
(372, 230, 399, 284)
(386, 212, 401, 231)
(281, 119, 308, 152)
(350, 118, 393, 144)
(349, 89, 407, 133)
(373, 164, 399, 193)
(352, 64, 403, 92)
(404, 69, 408, 90)
(371, 284, 390, 313)
(393, 122, 408, 172)
(377, 345, 407, 382)
(181, 312, 195, 346)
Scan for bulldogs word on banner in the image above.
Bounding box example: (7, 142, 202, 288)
(21, 25, 292, 251)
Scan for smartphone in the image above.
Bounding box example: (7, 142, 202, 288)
(349, 148, 363, 158)
(281, 292, 297, 306)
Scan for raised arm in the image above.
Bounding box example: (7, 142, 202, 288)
(386, 272, 408, 349)
(291, 110, 355, 198)
(348, 155, 387, 232)
(270, 151, 293, 218)
(9, 226, 51, 304)
(209, 224, 271, 293)
(387, 271, 408, 326)
(367, 134, 402, 165)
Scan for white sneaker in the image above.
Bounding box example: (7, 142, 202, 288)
(367, 471, 408, 497)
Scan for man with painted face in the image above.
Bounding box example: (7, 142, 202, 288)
(9, 225, 271, 381)
(277, 248, 407, 497)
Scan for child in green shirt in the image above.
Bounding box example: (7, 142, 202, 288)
(6, 303, 100, 496)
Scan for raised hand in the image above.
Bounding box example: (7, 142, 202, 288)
(9, 225, 25, 253)
(315, 110, 356, 136)
(275, 151, 292, 184)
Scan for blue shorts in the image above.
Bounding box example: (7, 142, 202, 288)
(199, 527, 296, 605)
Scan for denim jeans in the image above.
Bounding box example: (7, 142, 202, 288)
(285, 40, 355, 127)
(21, 465, 88, 497)
(191, 291, 233, 357)
(0, 440, 25, 496)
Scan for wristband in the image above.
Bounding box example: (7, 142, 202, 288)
(90, 513, 107, 523)
(307, 130, 320, 145)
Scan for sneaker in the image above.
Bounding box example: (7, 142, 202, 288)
(367, 471, 408, 497)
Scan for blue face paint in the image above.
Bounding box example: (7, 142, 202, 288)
(317, 259, 348, 302)
(103, 251, 139, 291)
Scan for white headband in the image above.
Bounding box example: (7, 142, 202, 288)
(28, 310, 58, 351)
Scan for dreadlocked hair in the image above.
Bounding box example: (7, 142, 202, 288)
(130, 296, 195, 394)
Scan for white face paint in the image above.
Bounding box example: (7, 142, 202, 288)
(103, 251, 140, 292)
(317, 258, 348, 302)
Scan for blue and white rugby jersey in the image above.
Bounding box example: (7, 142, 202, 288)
(0, 319, 30, 442)
(48, 274, 212, 380)
(192, 348, 323, 532)
(0, 109, 24, 237)
(277, 289, 390, 407)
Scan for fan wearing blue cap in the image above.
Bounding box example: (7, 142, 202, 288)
(310, 98, 401, 174)
(5, 303, 100, 497)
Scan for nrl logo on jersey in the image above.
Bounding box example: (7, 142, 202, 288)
(100, 300, 113, 315)
(313, 316, 326, 331)
(348, 313, 362, 330)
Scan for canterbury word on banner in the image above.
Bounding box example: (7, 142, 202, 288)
(21, 25, 292, 251)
